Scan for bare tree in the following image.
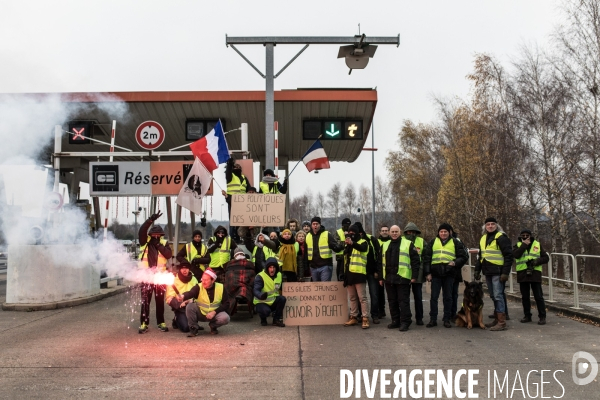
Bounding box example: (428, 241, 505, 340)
(342, 182, 357, 220)
(327, 182, 342, 227)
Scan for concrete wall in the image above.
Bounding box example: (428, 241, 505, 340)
(6, 245, 100, 304)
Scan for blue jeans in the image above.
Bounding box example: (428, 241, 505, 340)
(310, 265, 332, 282)
(366, 273, 380, 318)
(486, 275, 506, 313)
(429, 275, 454, 322)
(174, 309, 189, 332)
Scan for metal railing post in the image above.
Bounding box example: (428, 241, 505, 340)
(508, 268, 514, 293)
(547, 255, 555, 303)
(571, 254, 581, 309)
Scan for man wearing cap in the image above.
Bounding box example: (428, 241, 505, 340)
(224, 248, 256, 315)
(378, 225, 421, 331)
(224, 158, 250, 242)
(422, 223, 467, 328)
(306, 216, 344, 282)
(176, 230, 210, 281)
(166, 260, 198, 333)
(254, 257, 286, 327)
(181, 268, 231, 336)
(137, 211, 173, 334)
(259, 169, 287, 194)
(514, 229, 549, 325)
(207, 225, 236, 283)
(335, 218, 352, 281)
(403, 222, 429, 325)
(474, 217, 513, 331)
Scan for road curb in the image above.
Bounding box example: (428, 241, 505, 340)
(2, 284, 137, 312)
(504, 291, 600, 325)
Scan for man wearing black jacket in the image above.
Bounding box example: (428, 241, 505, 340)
(514, 229, 549, 325)
(422, 223, 468, 328)
(341, 225, 371, 329)
(377, 226, 391, 319)
(176, 230, 210, 281)
(378, 225, 421, 332)
(474, 217, 513, 331)
(354, 222, 381, 324)
(138, 212, 172, 334)
(306, 217, 344, 281)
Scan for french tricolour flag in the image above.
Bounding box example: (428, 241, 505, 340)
(189, 120, 230, 171)
(302, 140, 330, 172)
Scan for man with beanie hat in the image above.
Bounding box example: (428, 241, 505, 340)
(378, 225, 421, 331)
(166, 261, 198, 333)
(342, 225, 371, 329)
(137, 211, 172, 334)
(474, 217, 513, 331)
(513, 229, 549, 325)
(403, 222, 429, 325)
(181, 268, 231, 335)
(254, 257, 286, 327)
(302, 221, 311, 234)
(306, 216, 344, 281)
(422, 223, 467, 328)
(176, 230, 210, 281)
(259, 169, 287, 194)
(335, 218, 352, 281)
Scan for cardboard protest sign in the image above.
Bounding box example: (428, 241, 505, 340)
(229, 193, 286, 226)
(282, 282, 348, 326)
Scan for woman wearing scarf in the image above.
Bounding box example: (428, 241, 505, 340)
(279, 229, 298, 282)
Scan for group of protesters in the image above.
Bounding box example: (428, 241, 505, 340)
(135, 164, 549, 336)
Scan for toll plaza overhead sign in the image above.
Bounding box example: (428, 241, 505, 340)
(303, 120, 363, 140)
(90, 161, 213, 196)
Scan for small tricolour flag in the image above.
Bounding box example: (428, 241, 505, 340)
(189, 120, 230, 172)
(301, 140, 330, 172)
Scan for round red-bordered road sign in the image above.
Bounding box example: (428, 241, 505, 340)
(135, 121, 165, 150)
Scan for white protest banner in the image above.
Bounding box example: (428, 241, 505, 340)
(282, 282, 348, 326)
(229, 193, 285, 226)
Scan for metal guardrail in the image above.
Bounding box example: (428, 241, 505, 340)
(100, 275, 123, 286)
(466, 248, 600, 310)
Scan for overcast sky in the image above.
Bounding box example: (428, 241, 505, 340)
(0, 0, 561, 224)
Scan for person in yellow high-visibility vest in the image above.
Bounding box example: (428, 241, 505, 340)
(421, 223, 467, 329)
(378, 225, 421, 332)
(376, 225, 391, 319)
(306, 216, 344, 282)
(176, 230, 210, 281)
(207, 225, 236, 282)
(402, 222, 429, 326)
(180, 268, 231, 336)
(253, 257, 286, 327)
(513, 229, 549, 325)
(165, 260, 198, 333)
(341, 225, 371, 329)
(137, 212, 172, 334)
(335, 218, 352, 281)
(474, 217, 514, 331)
(224, 158, 250, 242)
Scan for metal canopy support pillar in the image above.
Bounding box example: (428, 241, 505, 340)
(92, 197, 102, 235)
(166, 197, 173, 241)
(371, 121, 376, 236)
(173, 205, 182, 264)
(265, 43, 275, 170)
(190, 211, 196, 232)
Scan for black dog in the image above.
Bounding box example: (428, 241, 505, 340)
(456, 280, 485, 329)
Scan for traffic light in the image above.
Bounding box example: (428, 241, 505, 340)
(302, 120, 364, 140)
(68, 121, 93, 144)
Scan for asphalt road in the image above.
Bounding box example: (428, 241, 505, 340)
(0, 282, 598, 399)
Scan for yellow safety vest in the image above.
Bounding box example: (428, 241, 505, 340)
(336, 228, 346, 255)
(480, 232, 504, 266)
(515, 241, 542, 272)
(252, 246, 278, 264)
(227, 174, 247, 195)
(253, 271, 282, 306)
(186, 242, 208, 271)
(165, 275, 198, 304)
(259, 181, 280, 194)
(306, 231, 332, 260)
(138, 237, 168, 271)
(209, 237, 231, 268)
(381, 239, 412, 280)
(348, 238, 368, 275)
(196, 282, 224, 315)
(404, 236, 424, 262)
(431, 238, 456, 264)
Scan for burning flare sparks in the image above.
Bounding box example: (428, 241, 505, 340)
(152, 272, 175, 285)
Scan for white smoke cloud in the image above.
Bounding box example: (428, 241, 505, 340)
(0, 93, 164, 286)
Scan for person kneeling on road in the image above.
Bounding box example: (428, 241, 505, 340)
(180, 268, 231, 336)
(166, 260, 198, 333)
(253, 257, 286, 327)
